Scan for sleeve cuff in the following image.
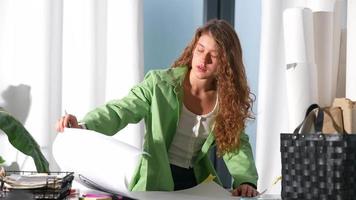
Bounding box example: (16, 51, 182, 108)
(239, 182, 257, 189)
(78, 122, 87, 129)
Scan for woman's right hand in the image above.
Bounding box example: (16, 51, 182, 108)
(55, 114, 81, 132)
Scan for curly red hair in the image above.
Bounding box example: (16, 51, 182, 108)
(172, 19, 254, 156)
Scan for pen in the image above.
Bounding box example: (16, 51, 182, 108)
(64, 110, 72, 128)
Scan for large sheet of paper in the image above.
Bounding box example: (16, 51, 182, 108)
(313, 11, 335, 106)
(332, 0, 346, 98)
(347, 0, 356, 100)
(283, 7, 318, 131)
(128, 181, 281, 200)
(52, 128, 145, 196)
(283, 7, 315, 64)
(53, 129, 281, 200)
(285, 63, 318, 131)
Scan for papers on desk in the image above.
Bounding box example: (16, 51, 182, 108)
(53, 128, 146, 197)
(128, 181, 281, 200)
(3, 173, 66, 189)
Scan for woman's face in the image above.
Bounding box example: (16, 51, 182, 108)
(191, 33, 220, 80)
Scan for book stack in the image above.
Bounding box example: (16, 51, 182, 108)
(4, 173, 66, 189)
(1, 171, 74, 200)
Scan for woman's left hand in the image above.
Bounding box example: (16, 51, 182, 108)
(231, 184, 258, 197)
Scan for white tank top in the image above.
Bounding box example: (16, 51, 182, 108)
(168, 99, 218, 168)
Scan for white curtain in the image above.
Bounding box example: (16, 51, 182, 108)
(256, 0, 348, 194)
(0, 0, 143, 171)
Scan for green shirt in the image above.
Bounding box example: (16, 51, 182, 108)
(82, 66, 258, 191)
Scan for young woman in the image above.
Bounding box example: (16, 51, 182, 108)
(56, 19, 258, 197)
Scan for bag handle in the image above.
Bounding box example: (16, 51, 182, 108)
(314, 105, 324, 133)
(293, 104, 344, 134)
(293, 104, 320, 134)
